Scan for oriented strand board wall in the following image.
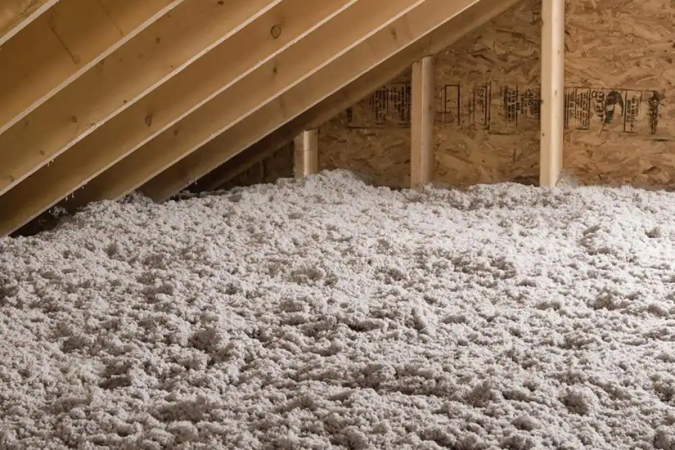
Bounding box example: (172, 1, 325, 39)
(319, 71, 412, 188)
(319, 0, 675, 188)
(565, 0, 675, 187)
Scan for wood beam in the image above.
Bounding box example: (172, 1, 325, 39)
(539, 0, 565, 187)
(0, 0, 284, 196)
(0, 0, 181, 134)
(54, 0, 422, 209)
(410, 56, 435, 190)
(0, 0, 58, 46)
(294, 130, 319, 178)
(140, 0, 502, 201)
(0, 0, 359, 235)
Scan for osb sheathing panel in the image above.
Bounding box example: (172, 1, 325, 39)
(319, 0, 675, 188)
(319, 72, 413, 188)
(319, 116, 412, 188)
(564, 0, 675, 187)
(433, 0, 540, 187)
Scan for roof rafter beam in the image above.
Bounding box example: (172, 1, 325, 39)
(0, 0, 182, 134)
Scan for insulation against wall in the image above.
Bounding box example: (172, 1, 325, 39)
(319, 0, 675, 188)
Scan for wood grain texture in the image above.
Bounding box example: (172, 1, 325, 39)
(0, 0, 58, 46)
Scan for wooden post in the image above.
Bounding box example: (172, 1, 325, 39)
(293, 129, 319, 178)
(539, 0, 565, 187)
(410, 56, 435, 190)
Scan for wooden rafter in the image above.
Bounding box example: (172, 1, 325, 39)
(0, 0, 182, 135)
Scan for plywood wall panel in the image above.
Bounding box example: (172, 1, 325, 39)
(563, 0, 675, 187)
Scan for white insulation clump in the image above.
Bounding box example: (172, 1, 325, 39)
(2, 169, 675, 449)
